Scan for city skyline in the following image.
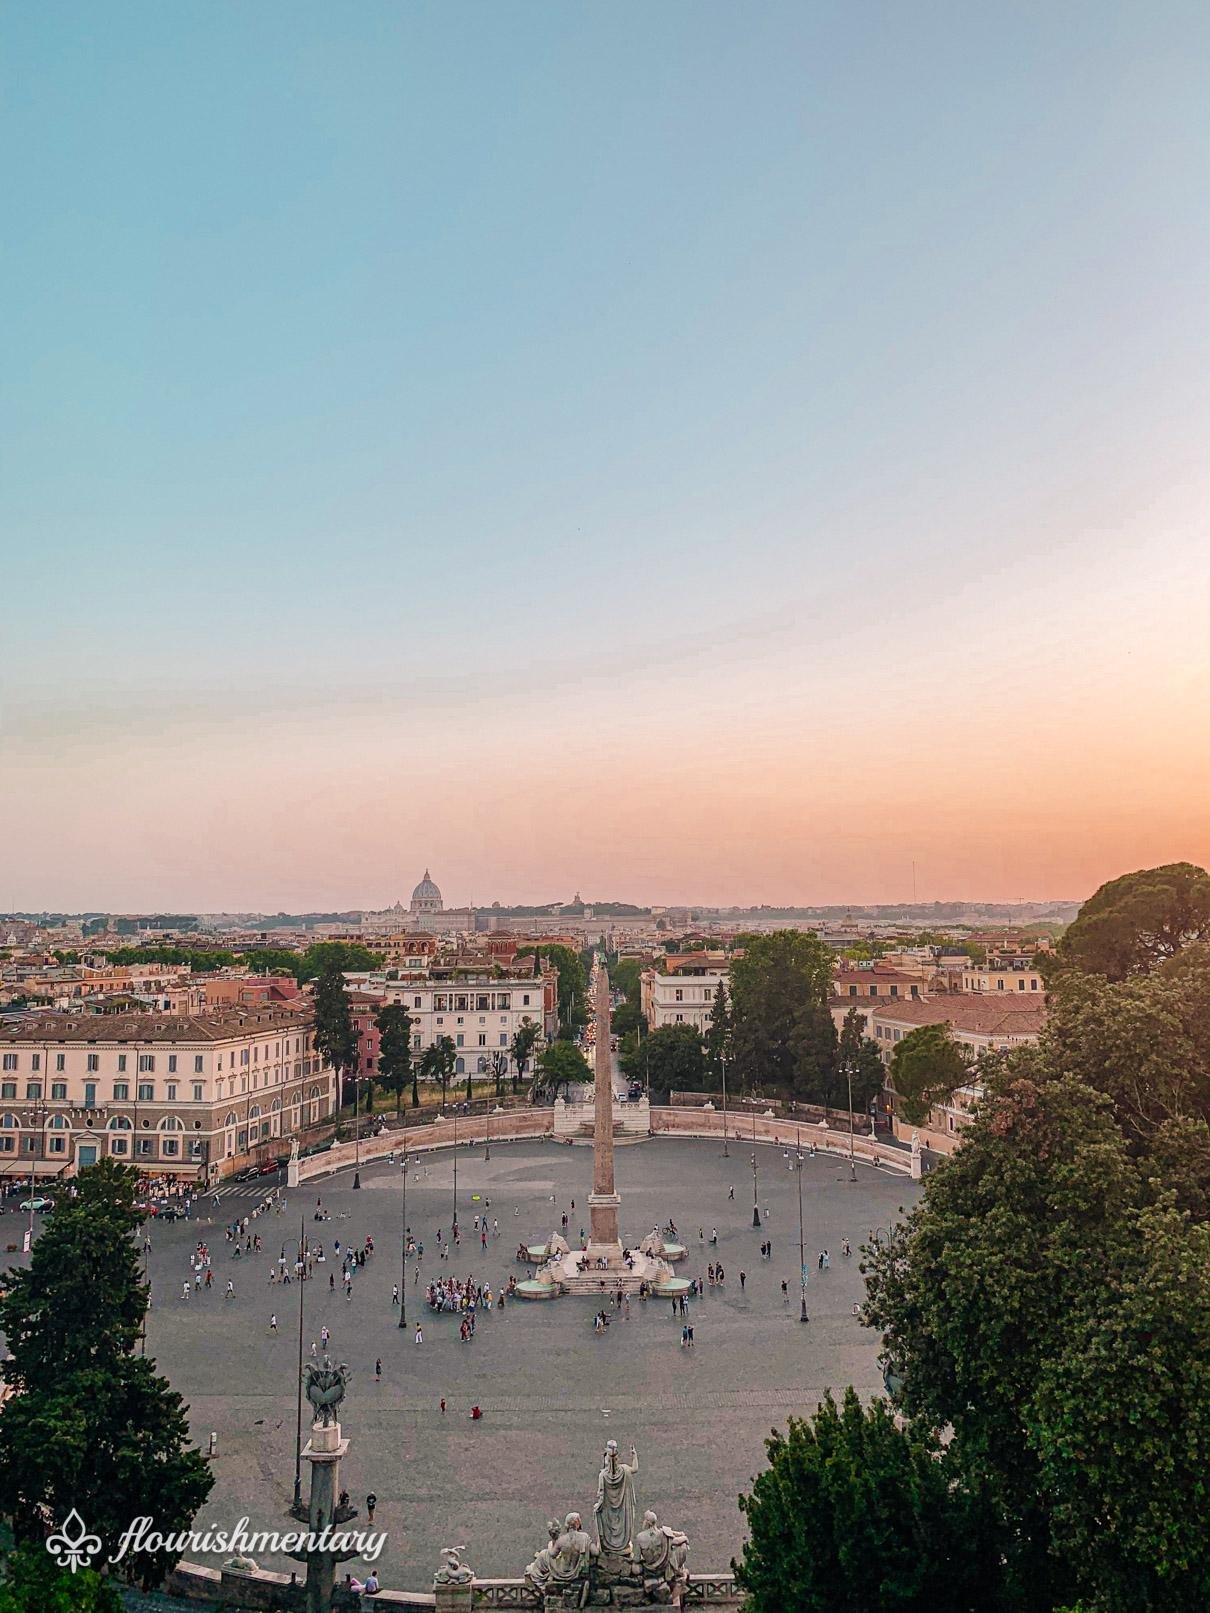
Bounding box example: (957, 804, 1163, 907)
(4, 4, 1209, 910)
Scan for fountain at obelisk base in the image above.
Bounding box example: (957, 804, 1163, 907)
(519, 965, 688, 1299)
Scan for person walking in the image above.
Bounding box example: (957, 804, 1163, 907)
(269, 1313, 278, 1333)
(366, 1493, 377, 1523)
(375, 1357, 382, 1382)
(415, 1323, 423, 1345)
(440, 1397, 446, 1414)
(739, 1270, 746, 1292)
(225, 1280, 234, 1300)
(391, 1285, 399, 1307)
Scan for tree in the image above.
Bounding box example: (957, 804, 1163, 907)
(312, 962, 359, 1118)
(888, 1022, 968, 1127)
(0, 1161, 212, 1588)
(534, 1041, 590, 1101)
(703, 981, 733, 1092)
(1052, 862, 1210, 982)
(611, 958, 645, 1039)
(837, 1007, 886, 1115)
(374, 1003, 414, 1115)
(729, 931, 834, 1097)
(863, 1071, 1210, 1610)
(620, 1022, 704, 1097)
(534, 945, 588, 1039)
(426, 1035, 456, 1109)
(297, 940, 383, 984)
(510, 1018, 541, 1096)
(735, 1389, 999, 1613)
(0, 1544, 123, 1613)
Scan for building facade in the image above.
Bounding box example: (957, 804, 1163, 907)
(0, 1007, 335, 1185)
(642, 957, 730, 1033)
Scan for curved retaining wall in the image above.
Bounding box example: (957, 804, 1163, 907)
(295, 1106, 910, 1185)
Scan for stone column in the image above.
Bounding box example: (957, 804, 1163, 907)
(588, 967, 621, 1251)
(297, 1419, 357, 1613)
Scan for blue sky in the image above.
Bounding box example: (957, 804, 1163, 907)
(3, 4, 1209, 910)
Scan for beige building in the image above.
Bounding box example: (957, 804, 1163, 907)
(961, 965, 1045, 994)
(868, 995, 1048, 1156)
(642, 956, 730, 1033)
(0, 1006, 334, 1186)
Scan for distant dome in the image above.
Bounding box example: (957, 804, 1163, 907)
(410, 870, 443, 914)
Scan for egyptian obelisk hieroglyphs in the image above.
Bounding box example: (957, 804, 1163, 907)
(587, 965, 622, 1255)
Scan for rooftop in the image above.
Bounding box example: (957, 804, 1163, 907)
(0, 1004, 312, 1043)
(869, 995, 1047, 1037)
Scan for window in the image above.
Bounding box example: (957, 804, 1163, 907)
(168, 1055, 177, 1073)
(1, 1055, 16, 1072)
(674, 989, 683, 1002)
(194, 1055, 204, 1073)
(0, 1082, 14, 1101)
(84, 1082, 96, 1106)
(49, 1134, 67, 1155)
(869, 985, 879, 996)
(117, 1054, 127, 1072)
(166, 1083, 177, 1100)
(500, 1034, 508, 1047)
(51, 1081, 67, 1101)
(31, 1054, 40, 1071)
(114, 1082, 129, 1101)
(136, 1138, 153, 1156)
(26, 1082, 41, 1101)
(478, 1034, 486, 1047)
(55, 1054, 65, 1071)
(138, 1054, 155, 1072)
(87, 1054, 99, 1072)
(162, 1137, 179, 1157)
(456, 1034, 464, 1048)
(522, 994, 530, 1007)
(192, 1082, 203, 1102)
(137, 1083, 154, 1102)
(1018, 978, 1026, 991)
(414, 996, 422, 1009)
(1030, 978, 1039, 990)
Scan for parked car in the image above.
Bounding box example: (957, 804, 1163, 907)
(19, 1197, 52, 1213)
(232, 1165, 260, 1183)
(258, 1159, 285, 1176)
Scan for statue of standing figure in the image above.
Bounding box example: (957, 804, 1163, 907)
(594, 1440, 639, 1559)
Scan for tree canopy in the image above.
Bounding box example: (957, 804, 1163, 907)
(0, 1161, 212, 1588)
(864, 1071, 1210, 1611)
(888, 1022, 969, 1127)
(620, 1021, 704, 1096)
(374, 1001, 414, 1113)
(533, 1040, 590, 1100)
(534, 945, 588, 1038)
(729, 931, 835, 1099)
(735, 1389, 998, 1613)
(1052, 862, 1210, 982)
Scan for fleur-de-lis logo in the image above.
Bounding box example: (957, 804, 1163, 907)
(46, 1509, 102, 1573)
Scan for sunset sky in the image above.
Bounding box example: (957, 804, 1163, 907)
(4, 4, 1209, 912)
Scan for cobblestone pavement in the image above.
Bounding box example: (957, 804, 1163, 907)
(130, 1138, 919, 1591)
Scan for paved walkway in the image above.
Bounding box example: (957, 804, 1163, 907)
(133, 1138, 917, 1592)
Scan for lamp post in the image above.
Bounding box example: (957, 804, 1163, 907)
(398, 1140, 408, 1329)
(292, 1214, 306, 1510)
(795, 1151, 808, 1323)
(750, 1150, 761, 1229)
(451, 1108, 458, 1228)
(352, 1067, 361, 1190)
(720, 1054, 729, 1158)
(844, 1061, 857, 1183)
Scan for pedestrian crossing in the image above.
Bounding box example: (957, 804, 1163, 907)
(212, 1180, 283, 1202)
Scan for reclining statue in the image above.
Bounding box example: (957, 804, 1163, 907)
(635, 1509, 690, 1602)
(524, 1512, 593, 1606)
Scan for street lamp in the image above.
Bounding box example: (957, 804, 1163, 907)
(844, 1061, 857, 1183)
(398, 1140, 408, 1329)
(292, 1215, 306, 1510)
(750, 1150, 761, 1229)
(720, 1053, 729, 1158)
(795, 1151, 808, 1323)
(352, 1067, 362, 1190)
(451, 1107, 458, 1228)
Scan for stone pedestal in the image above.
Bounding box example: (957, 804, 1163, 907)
(433, 1581, 474, 1613)
(293, 1418, 358, 1613)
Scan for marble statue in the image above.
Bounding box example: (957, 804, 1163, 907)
(433, 1545, 474, 1585)
(638, 1229, 663, 1257)
(594, 1440, 638, 1557)
(636, 1510, 690, 1600)
(289, 1136, 300, 1164)
(304, 1356, 349, 1426)
(548, 1230, 570, 1258)
(524, 1519, 563, 1590)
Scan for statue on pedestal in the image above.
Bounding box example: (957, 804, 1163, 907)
(305, 1357, 349, 1426)
(433, 1545, 473, 1585)
(635, 1510, 690, 1602)
(594, 1440, 638, 1559)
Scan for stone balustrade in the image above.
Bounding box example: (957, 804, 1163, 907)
(291, 1102, 910, 1186)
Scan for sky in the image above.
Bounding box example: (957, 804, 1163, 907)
(3, 3, 1209, 913)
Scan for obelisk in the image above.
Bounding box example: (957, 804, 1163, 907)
(587, 965, 622, 1254)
